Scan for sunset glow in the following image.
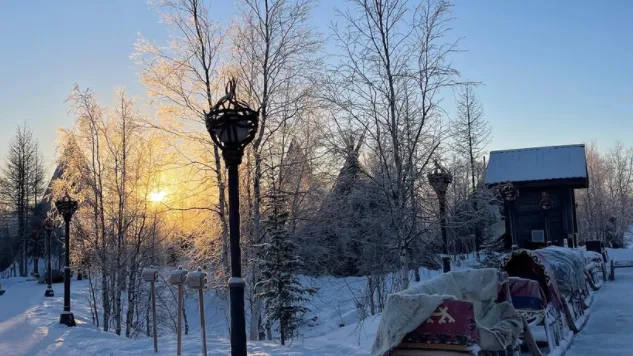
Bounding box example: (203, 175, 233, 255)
(149, 190, 167, 203)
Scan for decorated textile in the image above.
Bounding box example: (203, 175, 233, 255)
(396, 298, 479, 353)
(501, 249, 564, 308)
(371, 269, 521, 356)
(507, 277, 546, 312)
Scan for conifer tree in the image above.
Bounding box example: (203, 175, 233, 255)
(256, 190, 316, 345)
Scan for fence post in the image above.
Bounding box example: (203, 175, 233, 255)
(168, 266, 189, 356)
(186, 267, 208, 356)
(141, 267, 159, 353)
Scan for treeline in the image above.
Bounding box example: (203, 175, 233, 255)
(577, 142, 633, 247)
(0, 0, 503, 346)
(0, 125, 46, 277)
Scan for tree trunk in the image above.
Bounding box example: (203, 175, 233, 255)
(125, 258, 138, 338)
(33, 238, 39, 277)
(367, 275, 376, 316)
(250, 292, 263, 341)
(265, 319, 272, 341)
(400, 244, 409, 290)
(182, 302, 189, 336)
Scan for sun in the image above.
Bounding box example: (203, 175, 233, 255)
(149, 190, 167, 203)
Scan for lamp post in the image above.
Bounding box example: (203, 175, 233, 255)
(43, 217, 56, 297)
(205, 78, 258, 356)
(428, 160, 453, 273)
(55, 193, 78, 327)
(500, 182, 518, 250)
(540, 192, 552, 246)
(31, 230, 40, 279)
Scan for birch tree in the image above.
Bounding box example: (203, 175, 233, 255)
(134, 0, 231, 275)
(451, 84, 490, 253)
(230, 0, 322, 340)
(323, 0, 462, 289)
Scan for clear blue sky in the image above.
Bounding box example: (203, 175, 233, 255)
(1, 0, 632, 176)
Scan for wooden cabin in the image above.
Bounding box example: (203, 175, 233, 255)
(485, 144, 589, 250)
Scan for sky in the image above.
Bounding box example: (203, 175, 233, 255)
(1, 0, 633, 177)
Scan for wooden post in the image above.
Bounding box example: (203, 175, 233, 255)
(167, 266, 188, 356)
(610, 259, 615, 281)
(199, 289, 207, 356)
(142, 267, 160, 353)
(186, 266, 208, 356)
(177, 283, 183, 356)
(151, 281, 158, 353)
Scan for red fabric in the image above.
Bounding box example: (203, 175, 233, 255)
(401, 299, 479, 348)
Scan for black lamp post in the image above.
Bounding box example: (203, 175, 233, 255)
(43, 217, 56, 297)
(55, 193, 78, 327)
(500, 182, 518, 250)
(428, 160, 453, 273)
(540, 192, 552, 246)
(205, 78, 258, 356)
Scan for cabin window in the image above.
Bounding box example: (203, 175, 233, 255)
(531, 230, 545, 243)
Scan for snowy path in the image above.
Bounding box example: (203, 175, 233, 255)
(0, 278, 371, 355)
(568, 265, 633, 355)
(0, 279, 66, 356)
(4, 250, 633, 355)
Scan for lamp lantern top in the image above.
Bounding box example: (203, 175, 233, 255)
(427, 159, 453, 195)
(500, 182, 518, 202)
(43, 216, 56, 232)
(205, 78, 259, 158)
(540, 192, 552, 211)
(55, 192, 78, 222)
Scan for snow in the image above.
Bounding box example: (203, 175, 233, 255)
(567, 248, 633, 356)
(2, 249, 633, 355)
(485, 144, 588, 185)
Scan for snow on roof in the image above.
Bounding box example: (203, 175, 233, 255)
(485, 144, 588, 185)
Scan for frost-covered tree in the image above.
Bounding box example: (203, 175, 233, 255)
(256, 191, 315, 345)
(451, 84, 491, 253)
(0, 125, 45, 277)
(322, 0, 463, 289)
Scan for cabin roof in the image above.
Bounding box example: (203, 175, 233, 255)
(485, 144, 588, 187)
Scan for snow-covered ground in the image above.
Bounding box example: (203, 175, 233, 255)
(1, 250, 632, 355)
(567, 248, 633, 356)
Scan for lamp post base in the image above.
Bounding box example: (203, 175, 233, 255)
(228, 277, 247, 356)
(442, 256, 451, 273)
(45, 288, 55, 297)
(59, 311, 76, 327)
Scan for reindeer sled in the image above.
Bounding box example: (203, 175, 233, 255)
(584, 250, 606, 292)
(502, 247, 592, 355)
(371, 269, 540, 356)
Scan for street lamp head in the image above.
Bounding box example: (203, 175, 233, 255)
(540, 192, 552, 211)
(205, 78, 259, 165)
(43, 217, 56, 233)
(427, 159, 453, 196)
(55, 193, 78, 222)
(500, 182, 518, 202)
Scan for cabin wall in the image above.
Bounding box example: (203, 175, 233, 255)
(511, 187, 573, 249)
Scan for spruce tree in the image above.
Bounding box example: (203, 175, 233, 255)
(257, 190, 316, 345)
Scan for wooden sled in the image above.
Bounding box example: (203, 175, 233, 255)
(389, 273, 540, 356)
(502, 248, 589, 335)
(584, 251, 605, 292)
(507, 277, 565, 355)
